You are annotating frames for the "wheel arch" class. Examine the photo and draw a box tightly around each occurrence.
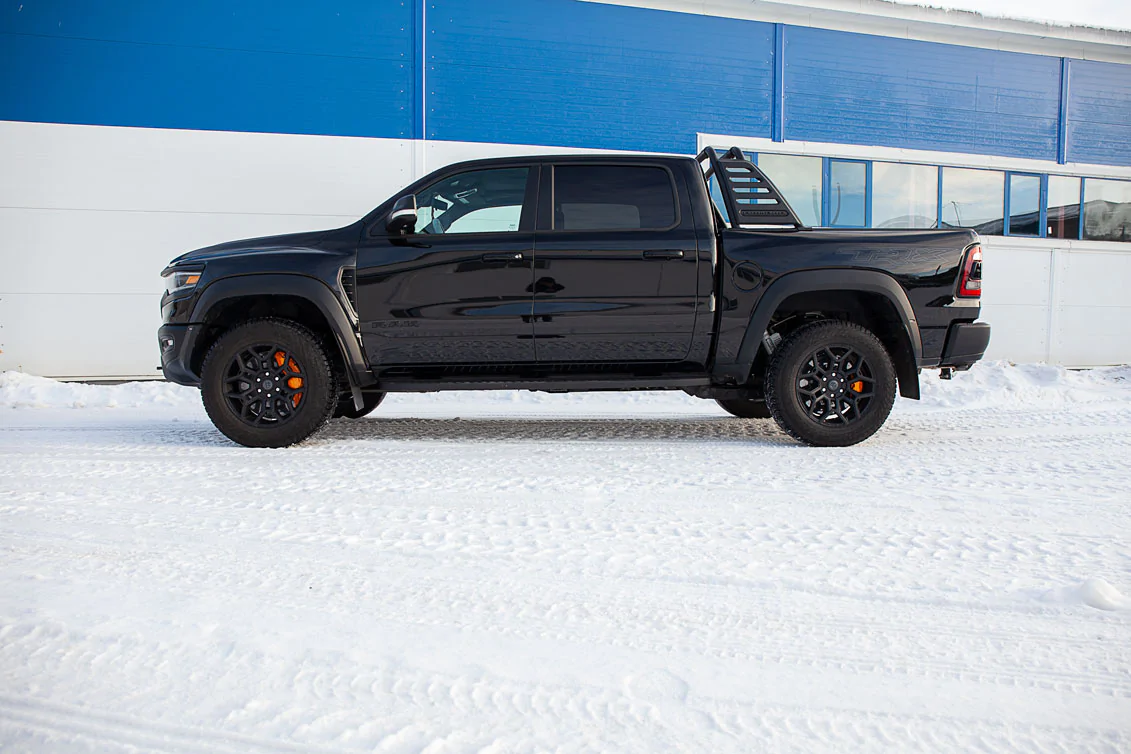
[188,274,374,388]
[727,269,921,400]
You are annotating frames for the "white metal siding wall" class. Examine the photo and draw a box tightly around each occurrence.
[0,121,412,378]
[979,237,1131,366]
[0,122,616,378]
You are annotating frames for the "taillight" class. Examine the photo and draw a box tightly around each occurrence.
[958,244,982,298]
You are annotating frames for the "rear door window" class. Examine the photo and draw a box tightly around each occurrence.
[552,165,676,230]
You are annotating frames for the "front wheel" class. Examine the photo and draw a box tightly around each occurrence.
[200,318,337,447]
[764,321,896,447]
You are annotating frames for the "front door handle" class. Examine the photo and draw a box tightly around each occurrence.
[482,252,524,262]
[642,250,685,260]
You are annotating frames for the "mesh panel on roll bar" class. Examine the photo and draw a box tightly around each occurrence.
[697,146,804,230]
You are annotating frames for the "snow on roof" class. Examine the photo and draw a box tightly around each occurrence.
[588,0,1131,63]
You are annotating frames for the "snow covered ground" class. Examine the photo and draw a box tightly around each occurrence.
[1,362,1129,752]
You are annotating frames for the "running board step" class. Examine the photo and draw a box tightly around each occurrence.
[378,376,711,393]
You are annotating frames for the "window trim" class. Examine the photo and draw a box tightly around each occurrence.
[538,161,682,234]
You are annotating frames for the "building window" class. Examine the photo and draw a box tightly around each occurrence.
[941,167,1004,235]
[827,160,867,227]
[871,162,938,229]
[735,150,1130,243]
[1046,176,1081,239]
[1006,174,1041,236]
[1082,178,1131,242]
[553,165,676,230]
[756,154,822,227]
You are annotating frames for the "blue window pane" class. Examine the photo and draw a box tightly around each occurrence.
[828,160,866,227]
[1007,174,1041,236]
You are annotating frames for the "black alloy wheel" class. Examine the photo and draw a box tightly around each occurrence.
[794,345,875,425]
[223,344,308,426]
[764,320,896,447]
[201,318,337,447]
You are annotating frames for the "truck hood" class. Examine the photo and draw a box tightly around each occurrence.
[168,229,334,265]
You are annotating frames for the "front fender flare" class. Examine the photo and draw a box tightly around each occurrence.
[720,269,922,400]
[190,274,374,387]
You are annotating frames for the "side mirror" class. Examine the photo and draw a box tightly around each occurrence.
[385,195,417,235]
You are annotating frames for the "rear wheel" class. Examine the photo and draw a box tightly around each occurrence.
[764,320,896,447]
[715,397,771,419]
[200,318,337,447]
[334,391,386,419]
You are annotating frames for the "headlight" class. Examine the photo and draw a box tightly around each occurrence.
[164,268,203,296]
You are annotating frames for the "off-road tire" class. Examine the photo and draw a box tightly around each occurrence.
[764,320,897,447]
[334,391,386,419]
[201,318,337,447]
[715,397,771,419]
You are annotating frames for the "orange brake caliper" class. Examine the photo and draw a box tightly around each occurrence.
[285,356,303,406]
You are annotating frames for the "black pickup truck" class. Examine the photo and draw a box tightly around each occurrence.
[158,147,989,448]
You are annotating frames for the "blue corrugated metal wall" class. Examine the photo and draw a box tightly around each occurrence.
[784,26,1063,161]
[1,0,1128,167]
[426,0,774,153]
[0,0,414,138]
[1066,60,1131,167]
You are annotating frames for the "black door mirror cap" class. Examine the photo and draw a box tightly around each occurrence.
[386,195,418,236]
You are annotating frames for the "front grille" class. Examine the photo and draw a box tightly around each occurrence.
[340,267,357,313]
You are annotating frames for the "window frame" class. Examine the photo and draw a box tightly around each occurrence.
[538,161,682,233]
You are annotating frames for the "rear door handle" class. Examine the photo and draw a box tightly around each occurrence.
[482,252,524,262]
[642,250,684,260]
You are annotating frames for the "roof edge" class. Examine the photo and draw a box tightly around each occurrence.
[583,0,1131,64]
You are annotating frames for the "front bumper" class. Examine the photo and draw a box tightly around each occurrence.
[940,321,991,369]
[158,324,203,386]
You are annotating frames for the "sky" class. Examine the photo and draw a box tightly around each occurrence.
[889,0,1131,30]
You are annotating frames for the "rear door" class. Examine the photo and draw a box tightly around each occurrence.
[356,165,537,366]
[531,162,699,363]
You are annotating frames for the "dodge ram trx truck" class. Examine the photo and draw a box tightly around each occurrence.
[158,147,990,448]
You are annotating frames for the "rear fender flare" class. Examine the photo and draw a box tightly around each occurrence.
[729,269,922,400]
[190,274,374,387]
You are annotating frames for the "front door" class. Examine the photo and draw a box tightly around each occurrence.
[356,165,537,366]
[532,163,699,362]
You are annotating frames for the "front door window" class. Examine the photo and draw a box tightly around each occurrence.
[414,167,529,234]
